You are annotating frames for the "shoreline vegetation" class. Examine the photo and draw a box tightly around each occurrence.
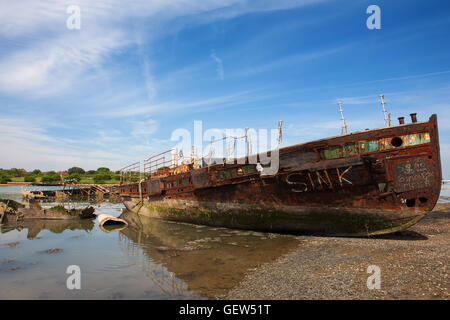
[0,167,120,185]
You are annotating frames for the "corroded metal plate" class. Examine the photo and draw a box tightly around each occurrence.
[393,158,434,192]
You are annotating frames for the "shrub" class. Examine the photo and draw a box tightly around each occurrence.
[94,173,110,184]
[24,174,36,182]
[41,173,61,183]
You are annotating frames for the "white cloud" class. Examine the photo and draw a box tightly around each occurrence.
[0,28,127,95]
[0,0,326,96]
[0,115,163,171]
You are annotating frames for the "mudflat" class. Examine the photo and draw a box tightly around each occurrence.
[223,204,450,300]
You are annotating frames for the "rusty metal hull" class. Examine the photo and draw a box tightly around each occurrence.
[118,114,442,236]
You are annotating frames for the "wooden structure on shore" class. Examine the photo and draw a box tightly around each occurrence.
[21,184,118,201]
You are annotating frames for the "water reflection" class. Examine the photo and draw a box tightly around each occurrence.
[118,210,301,298]
[1,219,94,239]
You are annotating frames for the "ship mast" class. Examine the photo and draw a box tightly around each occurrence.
[379,94,389,127]
[277,120,283,146]
[337,101,348,135]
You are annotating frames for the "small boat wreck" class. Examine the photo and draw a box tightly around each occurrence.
[0,199,96,224]
[97,214,128,233]
[21,184,114,201]
[115,101,442,236]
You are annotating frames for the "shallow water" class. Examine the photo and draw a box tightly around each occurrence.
[0,186,301,299]
[439,184,450,202]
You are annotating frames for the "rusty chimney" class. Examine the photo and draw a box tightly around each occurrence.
[410,113,417,123]
[398,117,405,125]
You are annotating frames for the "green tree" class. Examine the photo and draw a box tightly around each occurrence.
[9,168,25,177]
[68,167,85,175]
[0,174,11,184]
[97,167,110,173]
[66,173,81,183]
[87,170,97,175]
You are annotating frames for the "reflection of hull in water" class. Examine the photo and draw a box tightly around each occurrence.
[1,219,94,239]
[118,210,300,298]
[120,115,442,236]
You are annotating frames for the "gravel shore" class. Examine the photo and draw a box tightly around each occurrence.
[222,204,449,300]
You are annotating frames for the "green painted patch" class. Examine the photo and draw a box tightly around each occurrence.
[368,140,379,152]
[323,146,343,159]
[343,143,358,156]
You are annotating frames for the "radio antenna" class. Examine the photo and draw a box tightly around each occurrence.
[337,101,348,135]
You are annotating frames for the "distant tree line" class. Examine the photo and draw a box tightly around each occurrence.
[0,167,120,184]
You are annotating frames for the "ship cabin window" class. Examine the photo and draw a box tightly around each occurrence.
[237,168,244,175]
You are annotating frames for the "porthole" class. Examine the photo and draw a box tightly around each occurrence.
[391,137,403,147]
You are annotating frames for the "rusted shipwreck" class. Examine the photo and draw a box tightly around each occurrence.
[117,113,441,236]
[0,199,96,224]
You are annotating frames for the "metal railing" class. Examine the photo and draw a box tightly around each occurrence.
[120,162,140,185]
[143,149,175,178]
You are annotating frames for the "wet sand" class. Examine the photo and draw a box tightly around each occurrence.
[222,204,450,300]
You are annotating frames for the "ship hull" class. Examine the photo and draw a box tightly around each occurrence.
[119,114,442,236]
[123,198,426,236]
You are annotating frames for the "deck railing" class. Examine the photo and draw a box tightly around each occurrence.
[143,149,175,178]
[119,162,140,185]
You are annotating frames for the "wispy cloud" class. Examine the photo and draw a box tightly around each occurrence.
[0,0,326,97]
[0,28,127,96]
[230,45,349,77]
[210,49,224,80]
[98,89,268,118]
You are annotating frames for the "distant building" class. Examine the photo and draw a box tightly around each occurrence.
[58,171,69,178]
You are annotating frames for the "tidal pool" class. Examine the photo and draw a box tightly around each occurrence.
[0,186,301,299]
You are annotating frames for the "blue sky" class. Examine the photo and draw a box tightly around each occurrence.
[0,0,449,178]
